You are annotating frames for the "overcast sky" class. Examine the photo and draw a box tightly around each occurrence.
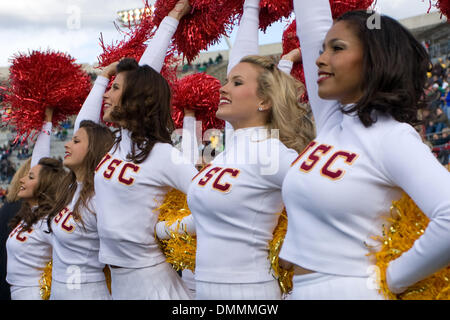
[0,0,442,67]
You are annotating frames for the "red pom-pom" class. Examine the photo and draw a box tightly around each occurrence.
[434,0,450,19]
[2,50,91,142]
[330,0,376,19]
[171,73,224,134]
[259,0,293,32]
[232,1,292,33]
[98,1,155,67]
[153,0,239,62]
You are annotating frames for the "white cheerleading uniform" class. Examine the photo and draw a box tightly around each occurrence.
[6,122,53,300]
[76,16,197,299]
[6,219,52,300]
[280,0,450,299]
[186,0,300,300]
[49,184,111,300]
[187,128,298,300]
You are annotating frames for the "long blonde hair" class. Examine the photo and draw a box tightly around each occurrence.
[240,55,315,153]
[6,158,31,203]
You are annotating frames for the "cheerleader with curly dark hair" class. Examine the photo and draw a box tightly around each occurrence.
[279,0,450,299]
[74,0,197,299]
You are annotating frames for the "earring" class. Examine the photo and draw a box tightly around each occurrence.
[258,107,263,111]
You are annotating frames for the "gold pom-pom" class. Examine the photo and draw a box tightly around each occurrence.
[372,193,450,300]
[156,189,196,272]
[39,260,52,300]
[268,208,293,295]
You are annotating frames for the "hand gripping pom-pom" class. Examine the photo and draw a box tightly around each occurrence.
[171,73,224,135]
[2,50,91,143]
[153,0,240,62]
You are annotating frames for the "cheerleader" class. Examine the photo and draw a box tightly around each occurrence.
[0,158,30,300]
[185,0,314,300]
[44,113,115,299]
[75,0,196,299]
[6,107,65,300]
[279,0,450,299]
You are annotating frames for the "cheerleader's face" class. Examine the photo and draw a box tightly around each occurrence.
[17,165,41,200]
[103,72,125,123]
[217,62,266,128]
[316,21,364,104]
[63,128,89,171]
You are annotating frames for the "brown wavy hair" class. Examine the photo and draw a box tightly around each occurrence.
[9,157,65,232]
[240,55,315,153]
[46,120,115,232]
[336,11,431,127]
[110,58,174,164]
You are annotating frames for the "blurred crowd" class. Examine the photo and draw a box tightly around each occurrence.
[422,57,450,166]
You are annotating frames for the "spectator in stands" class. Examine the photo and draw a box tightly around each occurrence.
[433,107,449,133]
[215,53,223,64]
[432,128,450,166]
[423,108,436,135]
[428,83,443,111]
[432,58,445,78]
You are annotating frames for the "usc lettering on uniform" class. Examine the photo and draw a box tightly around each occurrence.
[9,224,33,243]
[292,141,359,181]
[96,153,141,186]
[54,207,76,233]
[196,166,240,193]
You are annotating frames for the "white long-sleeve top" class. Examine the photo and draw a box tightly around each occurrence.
[31,122,52,168]
[74,16,198,268]
[95,132,198,268]
[50,183,106,284]
[187,127,298,283]
[6,122,53,287]
[6,219,52,287]
[280,0,450,293]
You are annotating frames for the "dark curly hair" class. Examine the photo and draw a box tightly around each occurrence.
[336,11,431,127]
[10,157,65,232]
[110,58,174,164]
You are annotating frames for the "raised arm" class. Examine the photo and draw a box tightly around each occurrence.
[74,68,113,131]
[227,0,261,74]
[293,0,341,134]
[180,109,200,166]
[31,107,53,167]
[225,0,261,147]
[139,0,191,72]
